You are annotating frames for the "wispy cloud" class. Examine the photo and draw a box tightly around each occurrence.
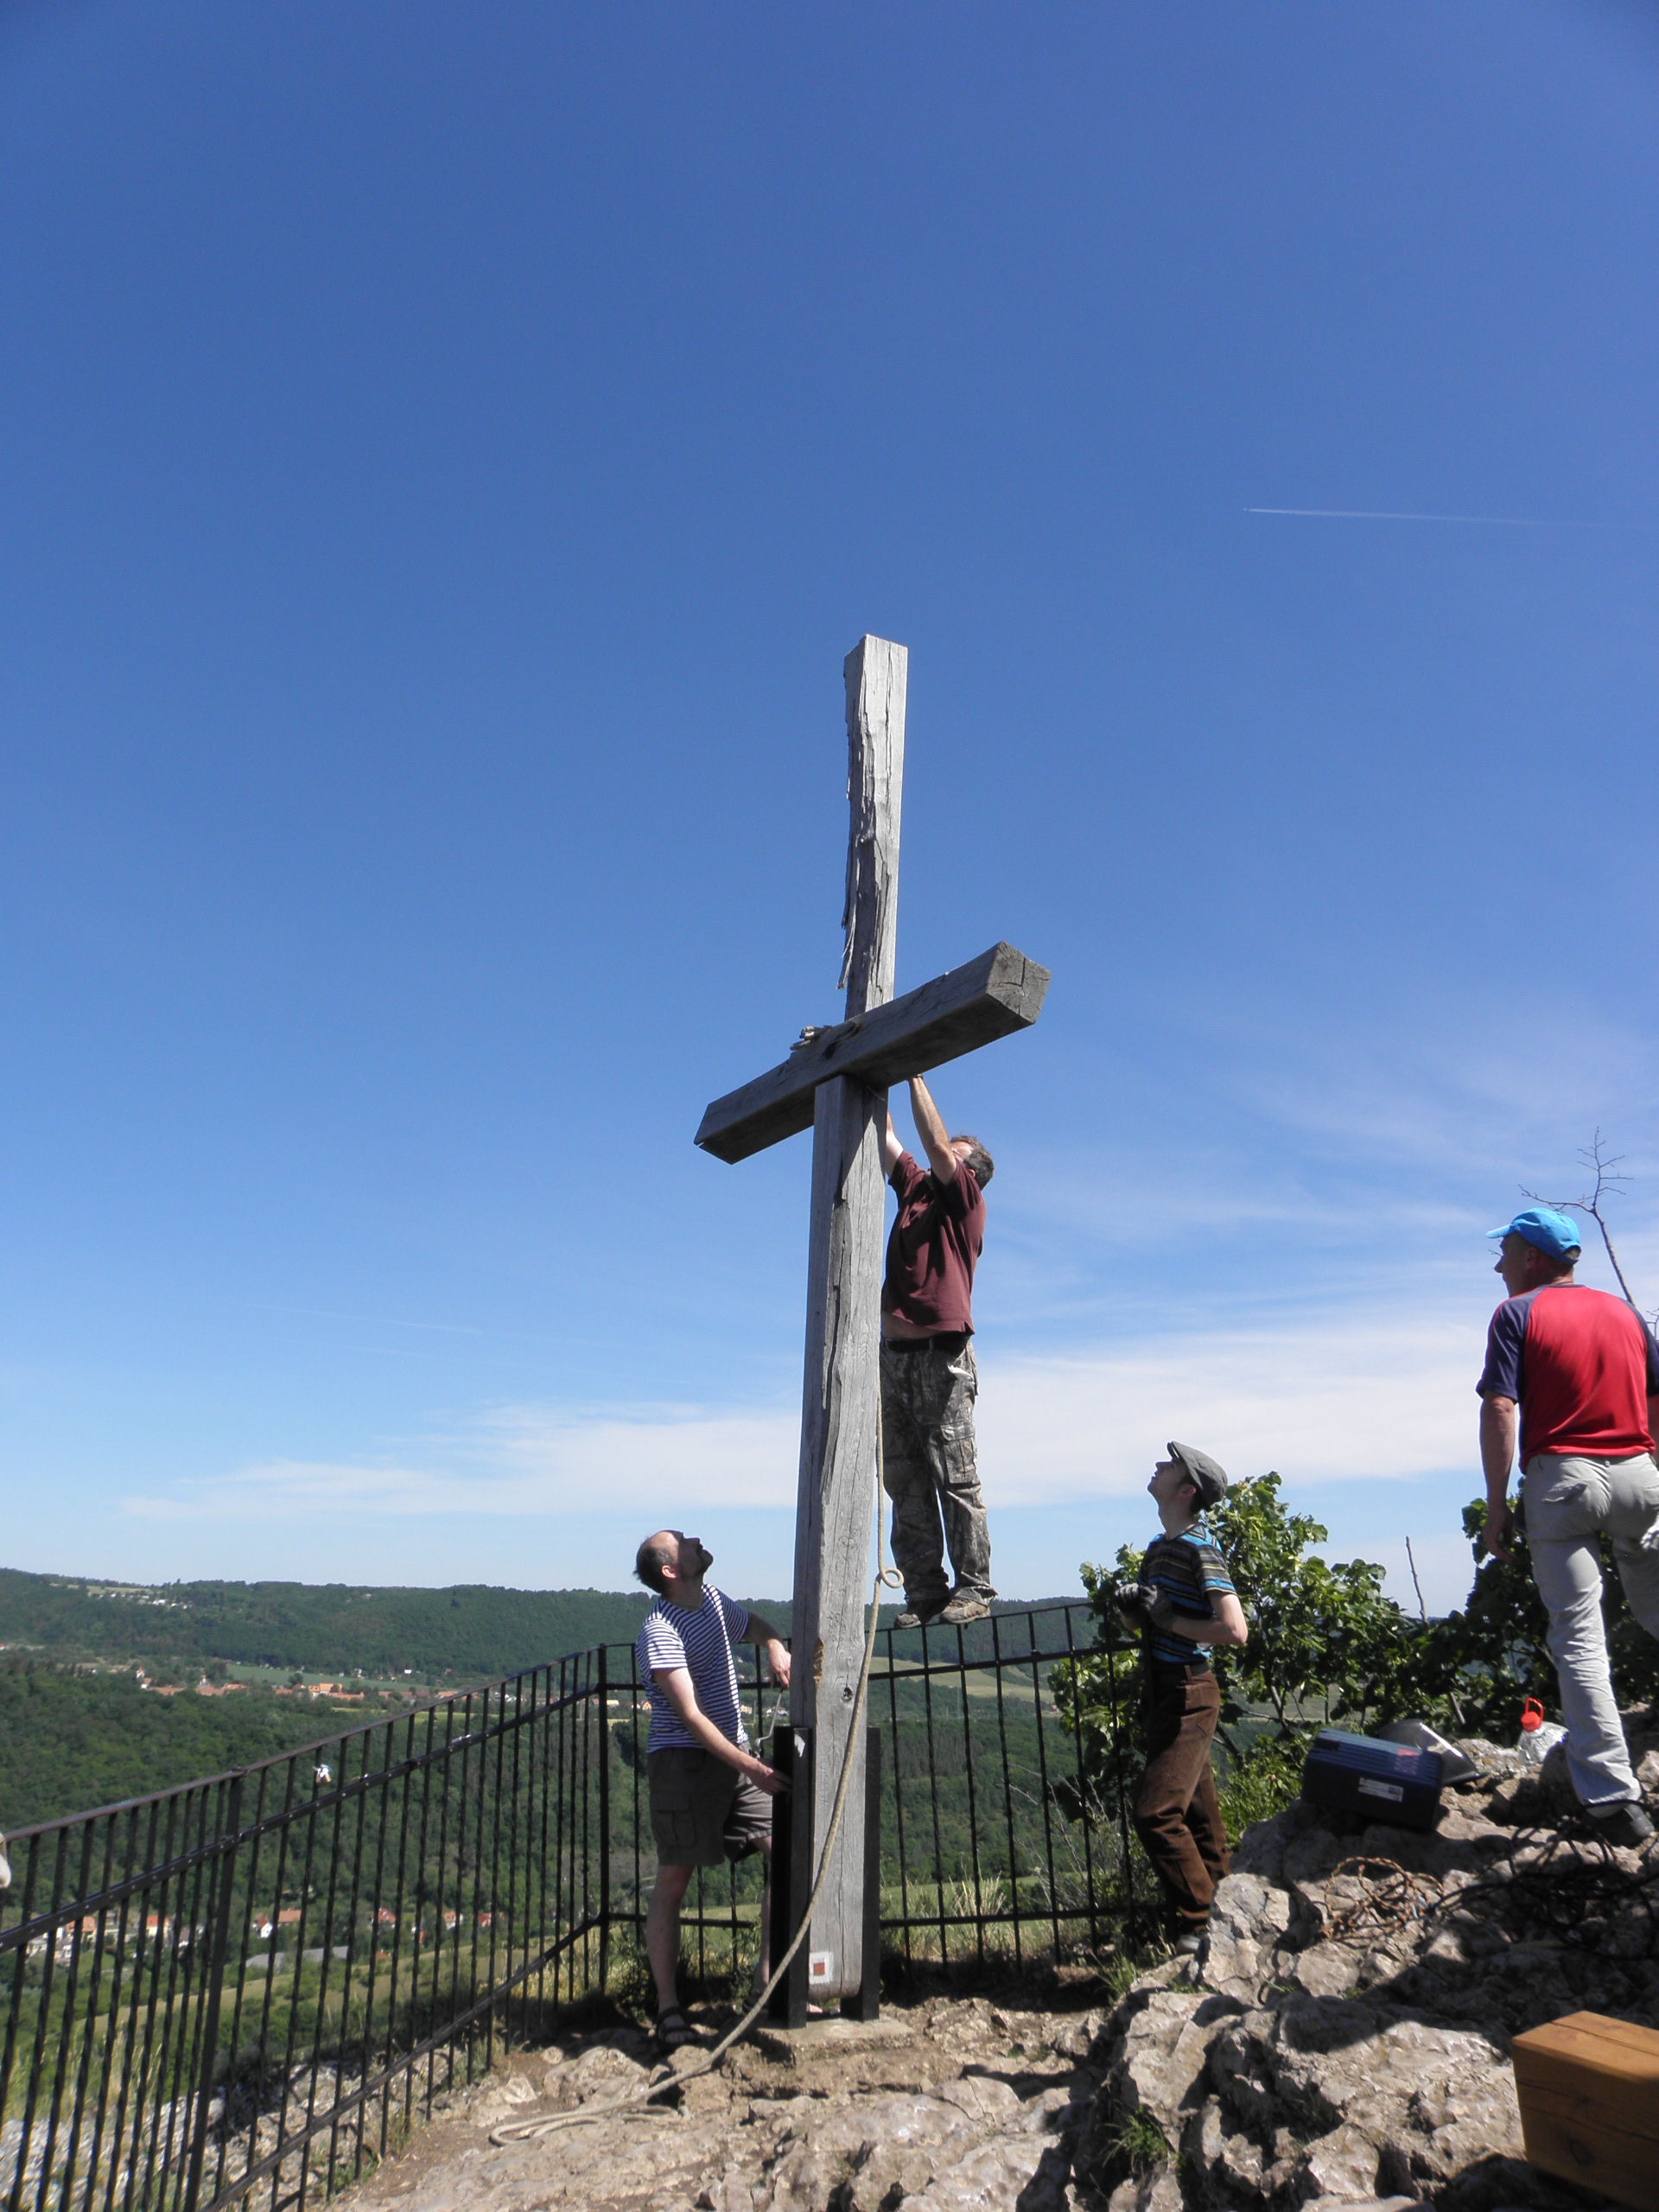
[979,1309,1483,1503]
[124,1303,1487,1527]
[1244,506,1610,528]
[123,1404,802,1522]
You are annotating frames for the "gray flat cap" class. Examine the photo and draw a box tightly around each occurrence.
[1168,1441,1228,1508]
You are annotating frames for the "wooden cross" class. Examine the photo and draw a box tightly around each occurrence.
[695,636,1049,2015]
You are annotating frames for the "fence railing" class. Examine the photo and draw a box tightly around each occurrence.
[0,1602,1140,2212]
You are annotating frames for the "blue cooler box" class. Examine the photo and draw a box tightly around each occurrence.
[1300,1729,1444,1831]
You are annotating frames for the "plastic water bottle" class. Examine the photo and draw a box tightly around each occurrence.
[1517,1697,1567,1766]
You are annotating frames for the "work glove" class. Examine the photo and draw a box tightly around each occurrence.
[1114,1581,1168,1633]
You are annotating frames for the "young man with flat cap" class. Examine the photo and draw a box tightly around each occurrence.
[1117,1442,1249,1950]
[1478,1206,1659,1846]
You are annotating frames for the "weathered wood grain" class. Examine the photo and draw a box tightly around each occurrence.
[788,1071,887,2003]
[840,638,906,1014]
[695,942,1051,1165]
[784,637,909,2005]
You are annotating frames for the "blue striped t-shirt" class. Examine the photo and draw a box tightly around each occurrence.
[1141,1528,1235,1669]
[637,1588,752,1751]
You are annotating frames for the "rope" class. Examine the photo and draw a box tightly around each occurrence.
[491,1407,903,2143]
[1320,1856,1445,1946]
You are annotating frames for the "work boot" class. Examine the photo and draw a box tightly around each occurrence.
[938,1593,991,1626]
[1588,1801,1655,1848]
[893,1598,946,1632]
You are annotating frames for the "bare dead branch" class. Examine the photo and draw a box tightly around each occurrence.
[1520,1128,1644,1314]
[1405,1537,1428,1625]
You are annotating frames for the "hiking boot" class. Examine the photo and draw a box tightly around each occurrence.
[893,1599,946,1632]
[1173,1929,1205,1957]
[1588,1801,1655,1847]
[938,1593,992,1626]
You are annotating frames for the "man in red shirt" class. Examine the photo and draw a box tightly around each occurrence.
[1478,1205,1659,1845]
[880,1074,995,1630]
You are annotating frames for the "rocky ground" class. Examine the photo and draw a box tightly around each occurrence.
[335,1986,1106,2212]
[1088,1726,1659,2212]
[334,1727,1659,2212]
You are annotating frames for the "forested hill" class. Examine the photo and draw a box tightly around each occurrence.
[0,1571,785,1681]
[0,1573,1087,1826]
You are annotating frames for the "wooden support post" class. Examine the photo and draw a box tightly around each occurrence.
[785,639,905,2008]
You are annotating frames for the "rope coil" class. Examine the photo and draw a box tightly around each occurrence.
[1310,1818,1659,1961]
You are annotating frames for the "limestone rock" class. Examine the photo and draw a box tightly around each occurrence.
[760,2092,982,2211]
[1105,1988,1242,2136]
[1084,1714,1659,2212]
[1201,1871,1292,1996]
[1105,2171,1183,2212]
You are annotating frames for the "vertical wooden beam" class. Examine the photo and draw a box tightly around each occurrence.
[789,637,906,2005]
[840,636,906,1014]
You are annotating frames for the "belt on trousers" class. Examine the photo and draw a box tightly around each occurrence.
[882,1329,971,1356]
[1146,1657,1213,1681]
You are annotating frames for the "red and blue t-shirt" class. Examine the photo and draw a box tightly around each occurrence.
[1477,1283,1659,1462]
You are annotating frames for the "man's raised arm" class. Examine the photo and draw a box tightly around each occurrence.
[882,1103,905,1177]
[907,1075,958,1184]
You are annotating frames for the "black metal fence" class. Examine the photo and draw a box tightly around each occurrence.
[0,1602,1139,2212]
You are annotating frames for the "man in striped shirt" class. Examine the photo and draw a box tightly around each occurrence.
[1118,1443,1248,1951]
[634,1530,791,2049]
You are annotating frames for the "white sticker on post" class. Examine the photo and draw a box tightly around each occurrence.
[808,1951,834,1986]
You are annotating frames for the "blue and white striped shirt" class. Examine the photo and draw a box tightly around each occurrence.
[637,1587,752,1751]
[1142,1527,1235,1669]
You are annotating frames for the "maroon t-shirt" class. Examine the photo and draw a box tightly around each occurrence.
[881,1152,985,1335]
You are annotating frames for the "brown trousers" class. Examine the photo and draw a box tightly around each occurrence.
[1132,1668,1230,1928]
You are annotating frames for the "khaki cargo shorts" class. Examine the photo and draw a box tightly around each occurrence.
[647,1746,773,1869]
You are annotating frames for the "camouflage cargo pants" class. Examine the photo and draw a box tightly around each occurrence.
[879,1335,995,1609]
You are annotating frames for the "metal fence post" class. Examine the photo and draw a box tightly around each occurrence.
[183,1770,243,2212]
[596,1648,611,1995]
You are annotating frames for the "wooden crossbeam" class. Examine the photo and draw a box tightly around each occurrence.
[695,941,1051,1166]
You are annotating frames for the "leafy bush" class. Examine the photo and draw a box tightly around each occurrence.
[1216,1732,1304,1838]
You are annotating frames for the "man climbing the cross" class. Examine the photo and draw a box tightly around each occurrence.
[880,1073,997,1630]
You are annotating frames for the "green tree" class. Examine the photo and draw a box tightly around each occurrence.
[1203,1474,1413,1740]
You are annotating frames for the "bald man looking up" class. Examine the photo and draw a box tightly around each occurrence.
[633,1529,790,2050]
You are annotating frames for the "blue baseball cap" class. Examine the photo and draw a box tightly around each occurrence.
[1486,1206,1583,1260]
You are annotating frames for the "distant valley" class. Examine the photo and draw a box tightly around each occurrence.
[0,1568,785,1827]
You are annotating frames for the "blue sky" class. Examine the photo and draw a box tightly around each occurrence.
[3,3,1656,1614]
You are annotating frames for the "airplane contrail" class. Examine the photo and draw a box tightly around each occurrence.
[1244,505,1599,527]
